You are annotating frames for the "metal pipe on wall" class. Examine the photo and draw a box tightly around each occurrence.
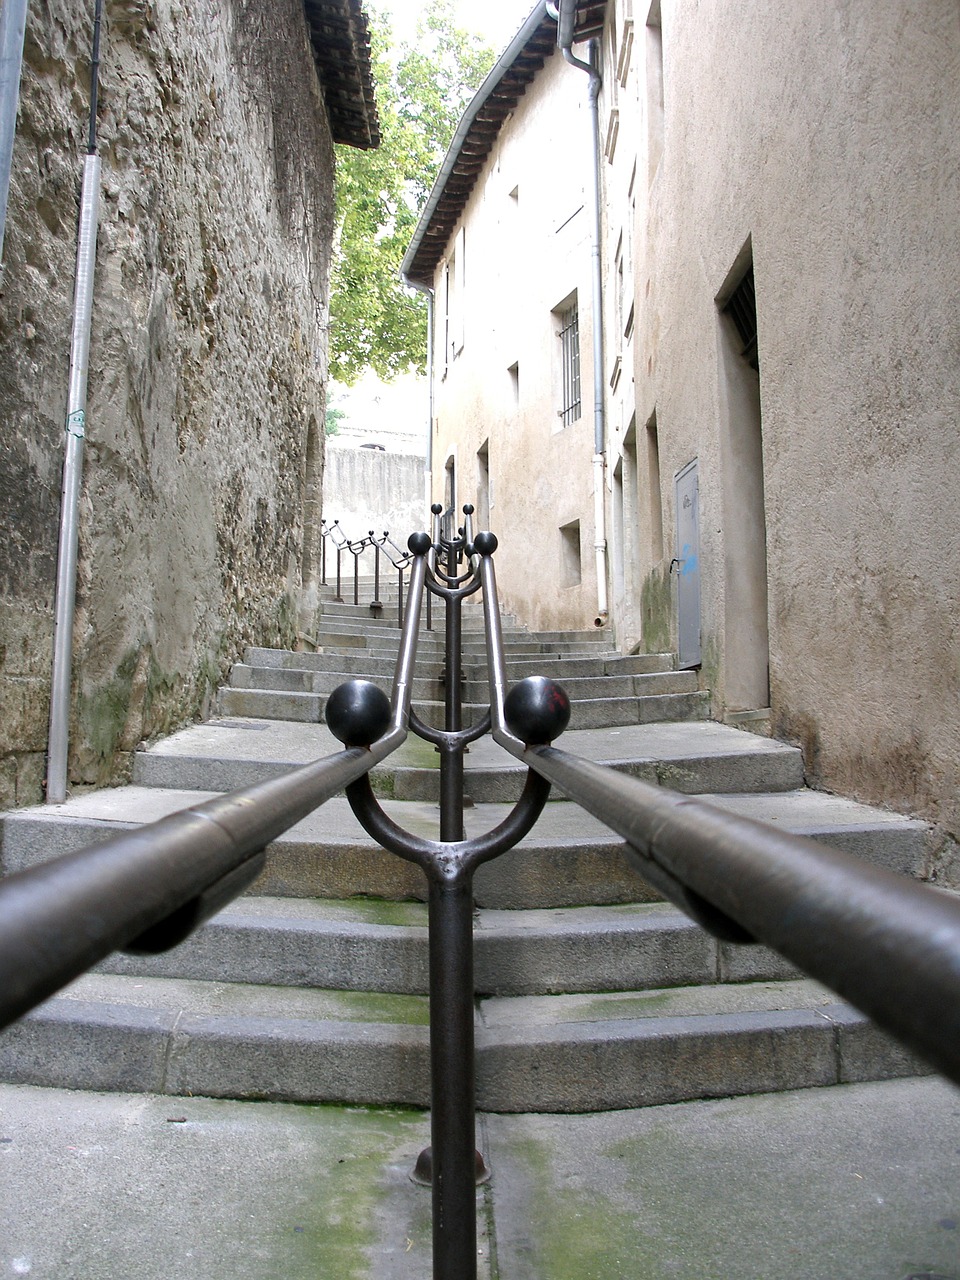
[554,3,608,623]
[0,0,28,262]
[46,0,103,804]
[401,273,435,524]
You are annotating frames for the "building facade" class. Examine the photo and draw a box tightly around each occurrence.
[0,0,377,805]
[403,0,960,840]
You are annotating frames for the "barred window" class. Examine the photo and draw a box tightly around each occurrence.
[722,263,758,372]
[558,300,582,427]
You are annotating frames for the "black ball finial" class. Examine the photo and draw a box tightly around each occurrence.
[431,503,443,515]
[463,503,475,515]
[473,531,498,556]
[408,531,432,555]
[504,677,571,745]
[325,680,392,747]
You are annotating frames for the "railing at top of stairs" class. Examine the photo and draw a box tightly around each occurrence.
[2,504,960,1278]
[320,518,435,629]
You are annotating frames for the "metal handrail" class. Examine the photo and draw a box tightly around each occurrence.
[0,552,429,1032]
[478,547,960,1086]
[321,520,417,625]
[3,515,960,1279]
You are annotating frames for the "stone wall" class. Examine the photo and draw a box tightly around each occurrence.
[620,0,960,840]
[322,444,426,555]
[0,0,336,805]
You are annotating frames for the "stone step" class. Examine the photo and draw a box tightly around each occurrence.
[229,663,696,704]
[216,684,711,732]
[314,631,618,660]
[45,899,787,998]
[243,646,676,680]
[0,971,925,1111]
[129,718,807,798]
[88,898,809,997]
[475,979,928,1112]
[2,788,932,909]
[318,601,530,631]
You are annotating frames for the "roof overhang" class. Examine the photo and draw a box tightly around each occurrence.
[303,0,380,149]
[401,1,606,288]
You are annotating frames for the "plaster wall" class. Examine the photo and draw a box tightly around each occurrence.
[0,0,336,804]
[624,0,960,833]
[431,50,603,635]
[322,445,426,574]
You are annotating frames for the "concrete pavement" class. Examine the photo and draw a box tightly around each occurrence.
[1,1076,958,1279]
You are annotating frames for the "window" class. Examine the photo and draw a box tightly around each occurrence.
[477,440,491,529]
[721,264,759,371]
[442,227,465,373]
[560,520,582,587]
[646,1,664,183]
[556,297,582,427]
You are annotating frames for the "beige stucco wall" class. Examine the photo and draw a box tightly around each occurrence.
[322,445,427,580]
[0,0,336,804]
[431,50,604,635]
[617,0,960,833]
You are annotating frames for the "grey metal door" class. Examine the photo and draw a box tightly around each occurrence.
[674,459,701,668]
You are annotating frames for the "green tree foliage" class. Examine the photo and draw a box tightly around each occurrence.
[330,1,495,385]
[325,405,345,436]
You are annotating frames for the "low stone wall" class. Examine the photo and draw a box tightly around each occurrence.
[322,446,427,564]
[0,0,336,804]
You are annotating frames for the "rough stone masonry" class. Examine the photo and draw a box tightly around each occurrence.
[0,0,346,805]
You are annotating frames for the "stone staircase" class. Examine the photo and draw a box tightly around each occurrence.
[0,583,934,1109]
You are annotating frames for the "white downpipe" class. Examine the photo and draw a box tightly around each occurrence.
[424,288,434,521]
[558,18,608,625]
[46,152,101,803]
[401,273,435,526]
[593,450,607,622]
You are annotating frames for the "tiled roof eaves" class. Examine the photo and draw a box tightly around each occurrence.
[401,1,606,288]
[303,0,380,149]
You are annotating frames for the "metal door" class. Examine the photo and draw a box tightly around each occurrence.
[674,459,701,668]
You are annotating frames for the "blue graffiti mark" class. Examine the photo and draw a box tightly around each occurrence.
[677,544,698,577]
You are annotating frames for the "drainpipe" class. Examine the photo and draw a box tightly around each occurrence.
[0,0,28,263]
[550,1,608,626]
[46,0,103,804]
[402,274,435,524]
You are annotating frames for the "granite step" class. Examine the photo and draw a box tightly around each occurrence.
[79,898,802,998]
[0,971,926,1111]
[1,788,932,909]
[216,684,711,731]
[128,718,807,799]
[229,663,695,703]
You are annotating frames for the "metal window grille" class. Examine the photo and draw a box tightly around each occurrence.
[723,264,759,371]
[559,302,581,426]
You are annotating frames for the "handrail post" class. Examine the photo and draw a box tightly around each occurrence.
[427,870,479,1275]
[439,562,464,841]
[373,533,382,611]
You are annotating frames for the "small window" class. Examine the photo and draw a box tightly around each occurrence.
[444,227,465,368]
[556,298,582,427]
[560,520,582,588]
[722,264,759,371]
[507,361,519,407]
